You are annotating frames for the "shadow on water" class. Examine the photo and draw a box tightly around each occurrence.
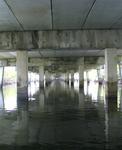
[0,81,122,149]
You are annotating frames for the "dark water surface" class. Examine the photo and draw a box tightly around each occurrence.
[0,81,122,150]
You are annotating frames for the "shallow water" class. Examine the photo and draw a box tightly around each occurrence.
[0,80,122,150]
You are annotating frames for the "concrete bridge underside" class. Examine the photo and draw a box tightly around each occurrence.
[0,29,121,99]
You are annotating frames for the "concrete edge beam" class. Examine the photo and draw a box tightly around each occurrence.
[0,30,122,50]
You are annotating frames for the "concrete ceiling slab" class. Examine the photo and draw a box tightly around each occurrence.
[52,0,95,29]
[112,17,122,28]
[84,0,122,29]
[0,0,21,31]
[0,0,122,30]
[6,0,52,30]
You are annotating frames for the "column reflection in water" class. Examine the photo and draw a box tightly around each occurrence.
[105,88,117,113]
[84,80,104,103]
[117,85,122,111]
[39,80,80,145]
[39,89,45,112]
[3,84,17,111]
[28,80,39,101]
[97,85,104,102]
[104,87,121,149]
[0,85,17,146]
[15,100,29,146]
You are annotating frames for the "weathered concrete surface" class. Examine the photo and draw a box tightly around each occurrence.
[105,49,117,99]
[65,72,69,84]
[16,51,28,91]
[71,71,74,87]
[105,48,117,83]
[39,65,44,88]
[0,60,8,66]
[105,82,117,100]
[78,58,84,89]
[16,51,28,88]
[0,30,122,50]
[45,70,51,86]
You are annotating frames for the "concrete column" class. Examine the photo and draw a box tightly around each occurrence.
[105,48,117,99]
[118,63,122,81]
[0,60,7,88]
[0,67,4,88]
[45,70,50,86]
[119,89,122,111]
[71,70,74,87]
[86,70,90,85]
[66,72,69,85]
[39,65,44,88]
[62,73,66,81]
[79,58,84,89]
[16,51,28,100]
[97,68,103,85]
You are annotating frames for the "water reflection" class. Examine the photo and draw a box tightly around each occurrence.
[0,81,122,149]
[3,85,17,111]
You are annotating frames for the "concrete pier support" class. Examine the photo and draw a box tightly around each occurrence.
[79,58,84,89]
[16,51,28,101]
[118,63,122,82]
[97,68,103,85]
[86,70,90,85]
[105,48,117,99]
[0,67,4,88]
[45,70,50,86]
[71,71,74,87]
[39,66,44,88]
[66,72,69,85]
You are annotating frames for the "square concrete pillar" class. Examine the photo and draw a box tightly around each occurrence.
[45,70,51,86]
[118,63,122,81]
[16,51,28,101]
[105,48,117,99]
[0,67,4,88]
[97,68,103,85]
[39,65,44,88]
[78,57,84,89]
[71,70,74,87]
[66,72,69,85]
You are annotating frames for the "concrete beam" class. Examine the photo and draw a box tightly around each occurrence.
[0,30,122,50]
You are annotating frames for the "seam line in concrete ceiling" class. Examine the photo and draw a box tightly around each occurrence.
[82,0,97,28]
[50,0,53,30]
[4,0,24,30]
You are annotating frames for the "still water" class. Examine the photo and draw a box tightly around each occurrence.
[0,80,122,150]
